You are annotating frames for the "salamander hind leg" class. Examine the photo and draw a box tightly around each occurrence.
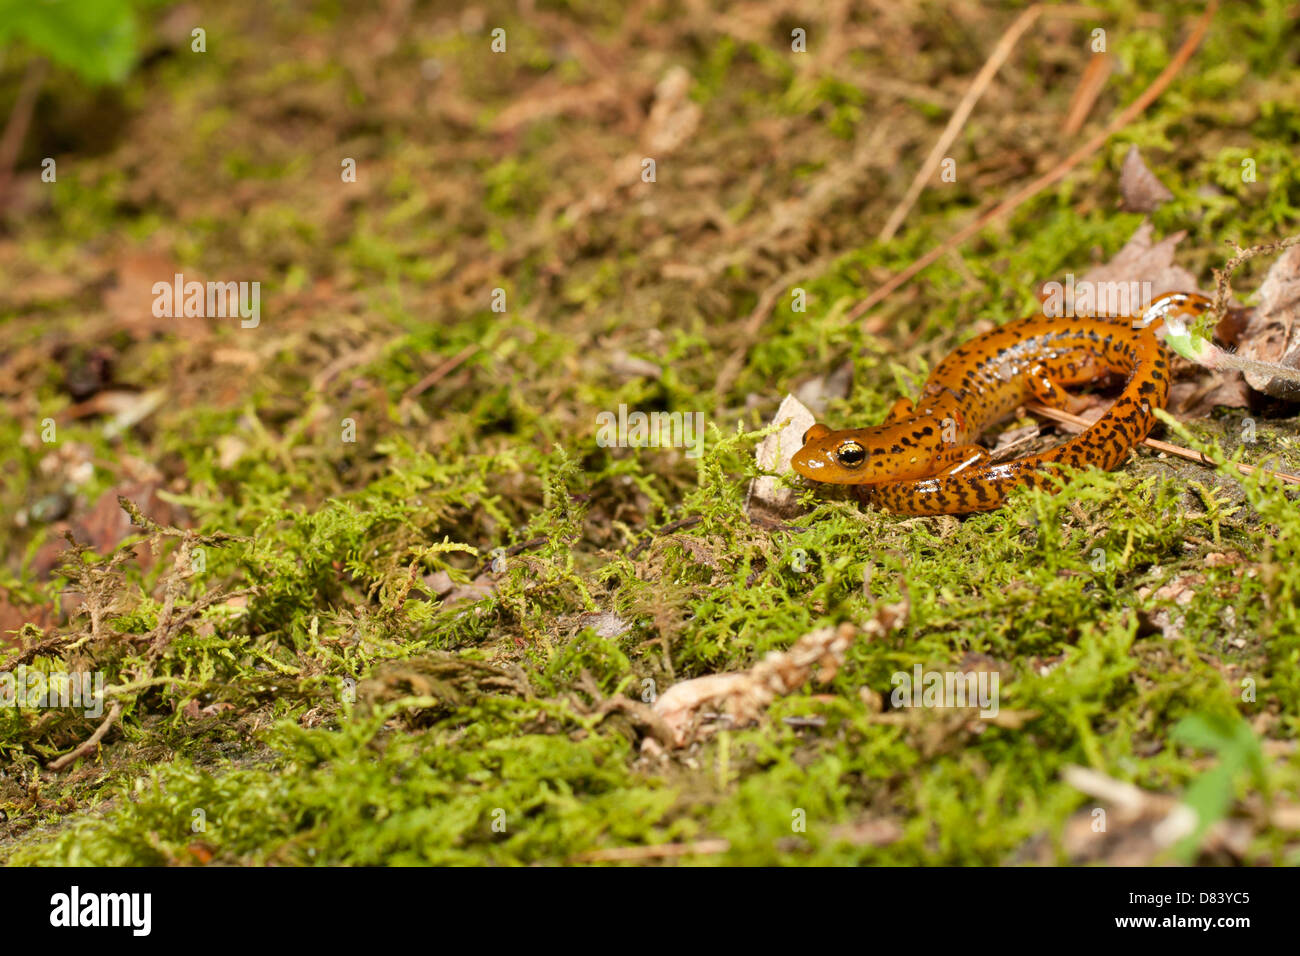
[1026,361,1093,414]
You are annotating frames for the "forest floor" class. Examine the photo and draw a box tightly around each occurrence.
[2,0,1299,864]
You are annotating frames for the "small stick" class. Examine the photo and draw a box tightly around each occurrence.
[1024,401,1300,485]
[0,58,47,207]
[401,343,479,404]
[627,516,703,559]
[571,839,730,863]
[1062,52,1112,136]
[48,701,123,771]
[1211,234,1300,319]
[878,5,1045,242]
[849,0,1218,324]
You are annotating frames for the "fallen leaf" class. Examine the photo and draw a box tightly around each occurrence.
[1072,222,1245,415]
[30,483,188,580]
[1079,221,1204,300]
[1236,243,1300,399]
[1118,145,1174,213]
[1166,374,1251,418]
[102,251,212,341]
[422,570,496,608]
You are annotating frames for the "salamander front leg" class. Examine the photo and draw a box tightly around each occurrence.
[931,443,989,476]
[883,396,917,424]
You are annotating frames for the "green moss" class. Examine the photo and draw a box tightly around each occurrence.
[3,0,1299,866]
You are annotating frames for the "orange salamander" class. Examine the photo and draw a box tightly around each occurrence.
[791,291,1213,516]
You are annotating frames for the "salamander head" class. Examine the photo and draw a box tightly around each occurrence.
[791,422,942,485]
[1137,291,1214,331]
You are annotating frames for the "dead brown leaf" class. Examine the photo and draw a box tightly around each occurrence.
[1236,243,1300,399]
[1079,221,1203,298]
[1118,145,1174,213]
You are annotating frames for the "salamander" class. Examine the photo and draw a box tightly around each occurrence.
[790,291,1212,515]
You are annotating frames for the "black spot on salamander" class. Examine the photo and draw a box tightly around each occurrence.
[890,444,903,454]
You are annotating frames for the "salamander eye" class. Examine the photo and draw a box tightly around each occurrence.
[835,441,866,468]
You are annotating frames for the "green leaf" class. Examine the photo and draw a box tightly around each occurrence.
[0,0,139,85]
[1170,714,1264,860]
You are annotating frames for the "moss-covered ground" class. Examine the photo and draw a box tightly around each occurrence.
[1,0,1299,865]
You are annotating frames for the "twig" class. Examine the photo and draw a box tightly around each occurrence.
[1211,234,1300,320]
[48,701,123,771]
[1024,401,1300,485]
[1062,52,1112,136]
[713,251,843,401]
[878,5,1045,242]
[849,0,1218,324]
[401,343,480,405]
[0,58,47,207]
[571,839,730,863]
[311,340,385,393]
[626,516,702,559]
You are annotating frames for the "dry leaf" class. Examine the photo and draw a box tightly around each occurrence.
[1079,221,1203,298]
[1237,243,1300,399]
[1118,145,1174,213]
[1166,375,1251,419]
[103,251,212,341]
[423,570,496,608]
[1074,222,1246,415]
